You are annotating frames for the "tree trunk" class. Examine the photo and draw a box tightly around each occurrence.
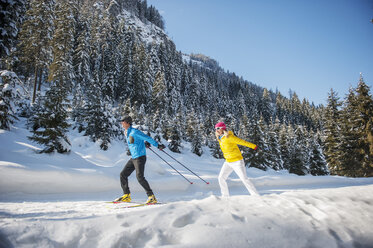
[37,68,43,91]
[32,66,39,103]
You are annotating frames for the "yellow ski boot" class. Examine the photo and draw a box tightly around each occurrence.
[114,193,131,202]
[146,195,157,204]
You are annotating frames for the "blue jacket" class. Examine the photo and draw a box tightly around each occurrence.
[126,126,159,159]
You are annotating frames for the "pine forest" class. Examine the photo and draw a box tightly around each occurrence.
[1,0,372,177]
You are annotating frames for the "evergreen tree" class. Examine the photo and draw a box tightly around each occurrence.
[309,132,328,176]
[17,0,55,103]
[151,109,163,142]
[238,114,259,166]
[291,92,303,125]
[116,23,133,102]
[0,71,20,129]
[191,122,203,157]
[168,118,182,153]
[81,88,117,151]
[0,0,26,61]
[324,88,342,175]
[279,123,291,170]
[48,0,77,90]
[275,92,285,123]
[210,136,224,159]
[354,74,373,176]
[151,69,167,112]
[260,88,274,124]
[209,113,224,159]
[27,0,75,154]
[28,83,71,153]
[247,115,268,170]
[267,118,284,170]
[338,88,361,177]
[288,125,308,175]
[186,111,203,156]
[132,42,151,107]
[72,16,93,125]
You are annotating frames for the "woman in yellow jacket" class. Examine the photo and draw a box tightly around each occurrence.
[215,122,259,197]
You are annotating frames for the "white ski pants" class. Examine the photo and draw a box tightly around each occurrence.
[218,159,259,197]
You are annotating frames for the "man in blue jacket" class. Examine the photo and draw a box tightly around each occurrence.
[115,116,165,204]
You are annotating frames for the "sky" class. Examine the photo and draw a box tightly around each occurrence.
[147,0,373,105]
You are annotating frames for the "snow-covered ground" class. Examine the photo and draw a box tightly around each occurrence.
[1,120,373,248]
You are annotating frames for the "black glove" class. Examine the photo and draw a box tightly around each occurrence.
[158,144,166,150]
[145,141,151,148]
[126,149,131,156]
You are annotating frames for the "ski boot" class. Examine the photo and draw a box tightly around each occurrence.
[146,195,157,204]
[114,193,131,202]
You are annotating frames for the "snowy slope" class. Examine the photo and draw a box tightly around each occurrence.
[1,120,373,248]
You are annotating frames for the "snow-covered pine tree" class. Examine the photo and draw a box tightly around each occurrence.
[309,131,328,176]
[48,0,76,90]
[151,69,167,113]
[0,71,20,129]
[72,15,93,126]
[260,88,274,125]
[186,110,203,156]
[324,88,342,175]
[279,123,291,170]
[102,13,121,101]
[28,0,77,154]
[191,122,203,157]
[151,109,163,142]
[168,117,182,153]
[353,75,373,176]
[28,82,71,153]
[209,112,224,159]
[81,84,118,151]
[290,92,303,125]
[267,118,284,170]
[338,87,361,177]
[288,125,308,175]
[247,115,268,170]
[0,0,26,61]
[275,92,286,123]
[98,99,120,150]
[132,42,151,107]
[17,0,55,103]
[238,114,251,165]
[116,25,134,103]
[184,72,200,113]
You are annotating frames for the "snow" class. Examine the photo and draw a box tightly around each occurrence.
[1,119,373,248]
[119,8,169,46]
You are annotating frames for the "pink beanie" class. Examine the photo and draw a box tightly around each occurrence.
[215,122,226,130]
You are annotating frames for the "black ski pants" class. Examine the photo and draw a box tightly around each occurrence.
[120,156,153,197]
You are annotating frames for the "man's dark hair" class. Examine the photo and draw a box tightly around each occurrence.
[121,116,132,125]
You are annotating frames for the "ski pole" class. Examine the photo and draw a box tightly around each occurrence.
[161,150,210,185]
[148,147,193,184]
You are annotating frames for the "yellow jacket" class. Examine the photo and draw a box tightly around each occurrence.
[218,131,257,162]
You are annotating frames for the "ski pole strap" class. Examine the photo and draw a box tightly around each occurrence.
[148,147,193,184]
[161,150,210,185]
